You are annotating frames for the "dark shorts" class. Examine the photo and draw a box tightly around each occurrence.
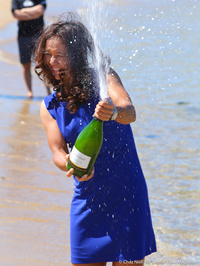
[18,36,37,64]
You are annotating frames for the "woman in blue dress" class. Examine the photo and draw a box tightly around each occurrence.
[34,13,156,265]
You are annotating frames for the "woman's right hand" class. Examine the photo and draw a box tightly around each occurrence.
[65,154,95,181]
[66,154,74,177]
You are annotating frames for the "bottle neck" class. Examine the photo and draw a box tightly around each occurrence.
[93,115,103,122]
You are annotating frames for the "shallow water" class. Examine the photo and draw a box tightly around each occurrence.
[0,0,199,265]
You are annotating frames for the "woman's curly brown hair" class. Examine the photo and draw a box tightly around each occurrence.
[34,12,110,113]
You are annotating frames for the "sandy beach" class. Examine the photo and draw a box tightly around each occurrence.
[0,2,74,265]
[0,2,15,29]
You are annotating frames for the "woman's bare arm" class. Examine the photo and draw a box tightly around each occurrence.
[40,100,69,172]
[94,68,136,125]
[40,100,94,181]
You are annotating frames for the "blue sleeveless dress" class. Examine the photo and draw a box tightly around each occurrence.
[44,86,156,263]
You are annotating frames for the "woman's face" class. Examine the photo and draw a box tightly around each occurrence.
[44,37,67,80]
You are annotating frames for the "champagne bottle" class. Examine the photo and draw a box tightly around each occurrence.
[67,116,103,177]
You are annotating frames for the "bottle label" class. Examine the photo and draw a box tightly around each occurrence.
[70,146,91,170]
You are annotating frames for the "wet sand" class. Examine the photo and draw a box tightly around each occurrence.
[0,3,74,266]
[0,96,76,265]
[0,2,15,29]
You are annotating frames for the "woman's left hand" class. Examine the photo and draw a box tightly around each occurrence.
[93,97,114,121]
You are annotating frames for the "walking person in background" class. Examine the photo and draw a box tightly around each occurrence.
[11,0,51,98]
[34,13,157,265]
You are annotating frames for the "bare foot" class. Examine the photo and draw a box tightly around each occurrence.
[27,91,33,98]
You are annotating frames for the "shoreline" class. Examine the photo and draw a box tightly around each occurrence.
[0,2,15,30]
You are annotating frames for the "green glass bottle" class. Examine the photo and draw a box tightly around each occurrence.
[67,116,103,177]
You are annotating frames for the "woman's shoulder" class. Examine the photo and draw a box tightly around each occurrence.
[44,91,61,109]
[43,91,67,120]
